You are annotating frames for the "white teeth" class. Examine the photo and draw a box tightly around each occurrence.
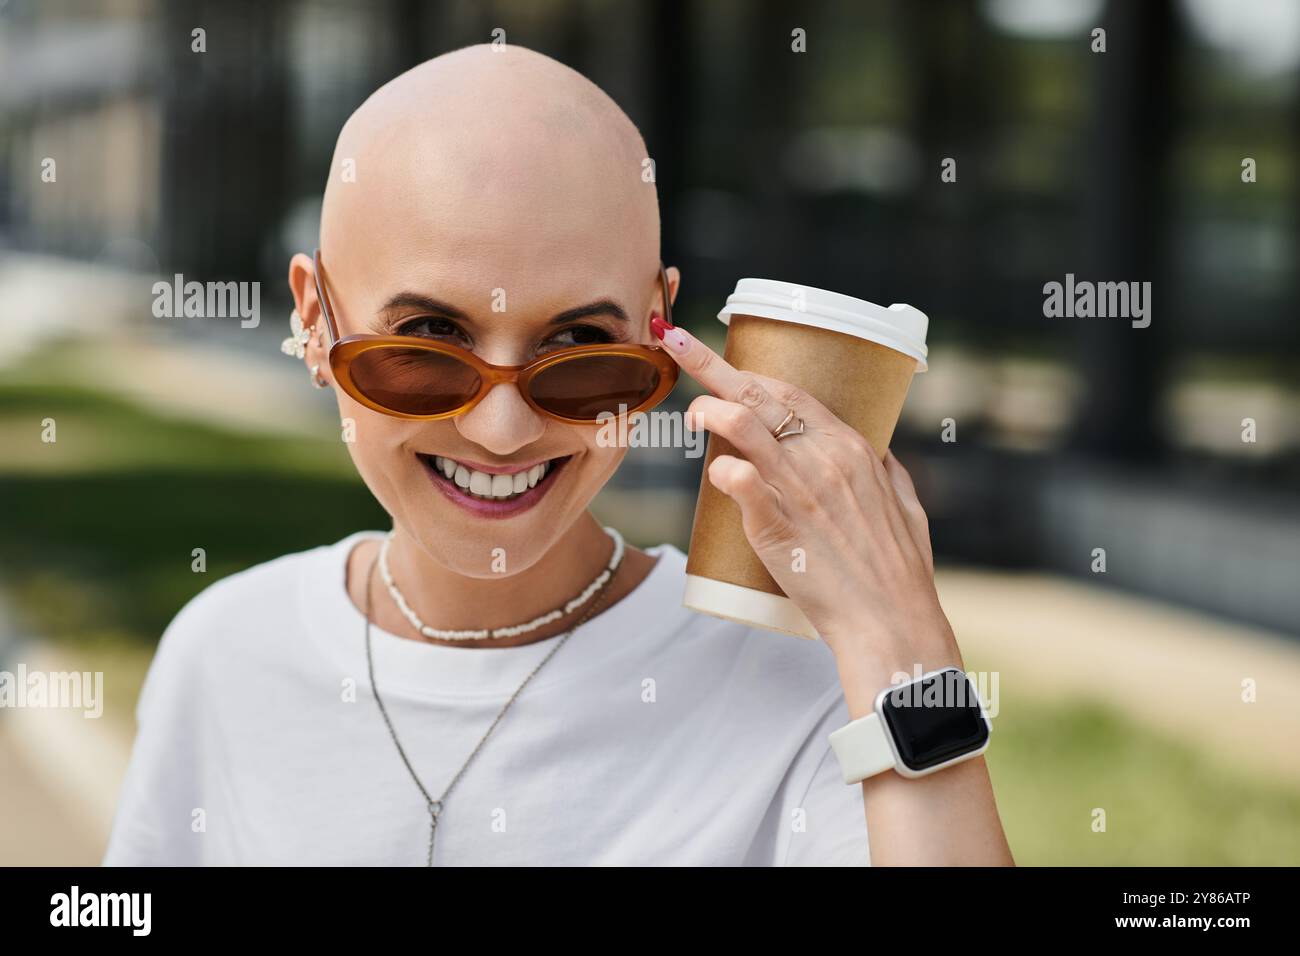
[429,455,558,500]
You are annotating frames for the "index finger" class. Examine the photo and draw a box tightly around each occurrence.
[654,324,792,435]
[656,323,838,431]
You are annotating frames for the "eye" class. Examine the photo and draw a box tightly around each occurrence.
[542,323,619,350]
[395,316,469,343]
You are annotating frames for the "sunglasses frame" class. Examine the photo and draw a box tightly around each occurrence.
[310,248,679,423]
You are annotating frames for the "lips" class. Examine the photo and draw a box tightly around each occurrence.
[416,453,571,518]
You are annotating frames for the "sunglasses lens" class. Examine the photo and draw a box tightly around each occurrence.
[529,353,664,420]
[349,346,481,416]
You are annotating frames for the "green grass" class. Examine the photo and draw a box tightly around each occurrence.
[0,382,386,646]
[0,382,353,475]
[988,698,1300,865]
[0,470,387,641]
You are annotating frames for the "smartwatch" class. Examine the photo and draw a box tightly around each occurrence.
[828,667,992,783]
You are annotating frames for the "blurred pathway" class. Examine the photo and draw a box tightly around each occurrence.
[940,567,1300,783]
[0,717,102,865]
[0,640,132,865]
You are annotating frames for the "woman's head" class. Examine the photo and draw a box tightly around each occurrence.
[288,44,678,577]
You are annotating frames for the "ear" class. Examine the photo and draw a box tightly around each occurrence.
[665,265,681,309]
[287,252,332,382]
[287,253,319,326]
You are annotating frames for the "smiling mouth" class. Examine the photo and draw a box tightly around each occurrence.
[416,452,572,512]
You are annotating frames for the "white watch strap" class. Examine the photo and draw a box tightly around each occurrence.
[828,712,896,784]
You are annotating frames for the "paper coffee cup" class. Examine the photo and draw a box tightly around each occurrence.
[683,279,928,639]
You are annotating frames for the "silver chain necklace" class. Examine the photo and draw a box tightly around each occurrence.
[362,530,622,866]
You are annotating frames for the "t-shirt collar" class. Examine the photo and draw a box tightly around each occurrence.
[300,530,688,699]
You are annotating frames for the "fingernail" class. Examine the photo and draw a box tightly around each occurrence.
[650,315,669,341]
[659,324,689,355]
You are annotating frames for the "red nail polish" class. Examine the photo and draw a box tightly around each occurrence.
[650,316,670,341]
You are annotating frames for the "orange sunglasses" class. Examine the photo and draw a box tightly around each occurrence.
[310,248,679,423]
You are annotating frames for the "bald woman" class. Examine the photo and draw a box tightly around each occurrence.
[104,45,1011,867]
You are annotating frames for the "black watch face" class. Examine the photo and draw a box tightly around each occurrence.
[878,669,989,772]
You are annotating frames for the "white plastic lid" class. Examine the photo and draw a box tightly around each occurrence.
[717,278,928,372]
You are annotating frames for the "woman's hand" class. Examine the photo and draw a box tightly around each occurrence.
[656,323,963,703]
[655,321,1014,866]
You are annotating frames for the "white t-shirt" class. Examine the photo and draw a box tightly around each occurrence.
[102,531,870,866]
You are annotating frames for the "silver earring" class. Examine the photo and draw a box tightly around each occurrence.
[310,364,328,389]
[281,309,310,359]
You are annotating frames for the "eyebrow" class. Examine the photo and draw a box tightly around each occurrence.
[550,300,629,325]
[373,292,629,332]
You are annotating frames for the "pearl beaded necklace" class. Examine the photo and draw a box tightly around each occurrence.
[377,526,625,641]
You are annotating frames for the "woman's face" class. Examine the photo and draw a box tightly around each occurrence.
[294,230,674,578]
